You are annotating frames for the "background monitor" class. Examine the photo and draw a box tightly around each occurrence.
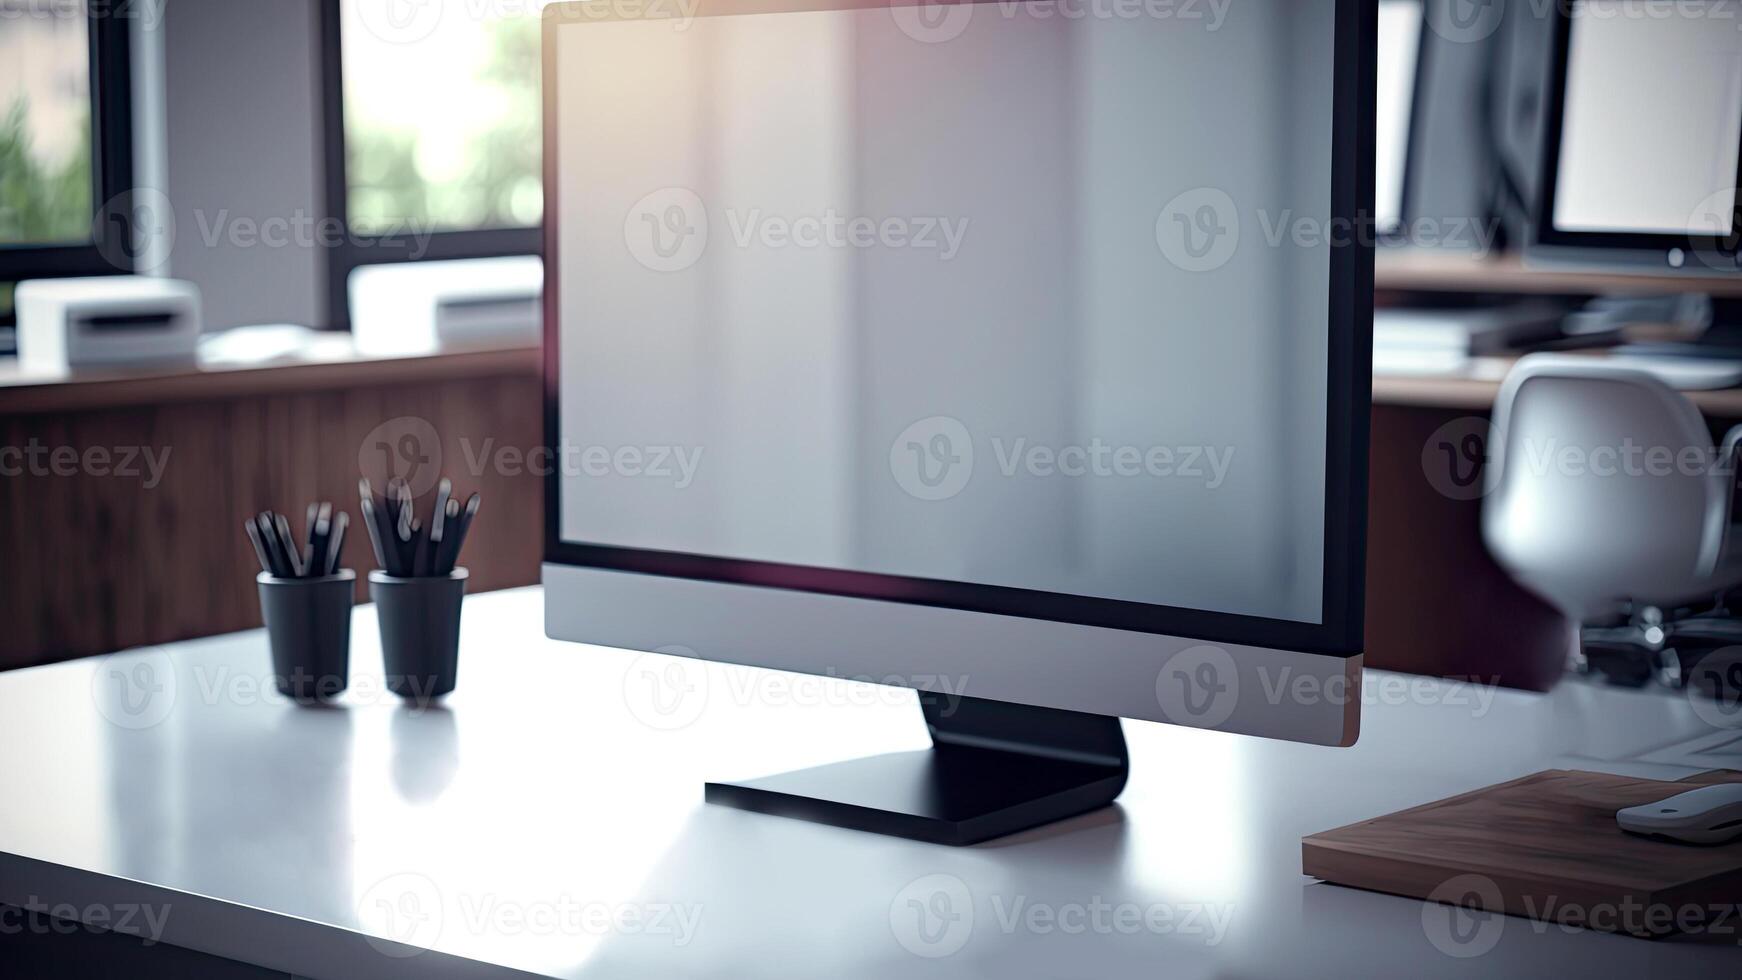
[1377,0,1425,237]
[1534,0,1742,273]
[542,0,1369,803]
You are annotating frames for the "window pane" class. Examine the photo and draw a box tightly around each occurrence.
[0,1,92,246]
[341,0,543,236]
[2,282,15,353]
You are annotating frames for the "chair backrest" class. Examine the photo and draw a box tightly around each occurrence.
[1482,357,1736,622]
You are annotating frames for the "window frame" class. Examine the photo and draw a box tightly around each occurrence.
[317,0,542,332]
[0,3,137,329]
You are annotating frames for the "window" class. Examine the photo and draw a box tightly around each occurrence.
[1,7,91,247]
[321,0,543,330]
[0,0,135,335]
[0,282,14,348]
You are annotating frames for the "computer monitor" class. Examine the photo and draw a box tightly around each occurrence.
[1377,0,1425,237]
[542,0,1372,845]
[1534,0,1742,275]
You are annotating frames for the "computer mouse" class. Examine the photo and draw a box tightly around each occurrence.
[1616,784,1742,845]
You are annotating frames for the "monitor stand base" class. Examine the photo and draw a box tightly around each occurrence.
[705,692,1128,846]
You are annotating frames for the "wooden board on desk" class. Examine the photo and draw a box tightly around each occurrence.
[1303,769,1742,938]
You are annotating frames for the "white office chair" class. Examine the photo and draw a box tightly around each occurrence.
[1483,357,1742,679]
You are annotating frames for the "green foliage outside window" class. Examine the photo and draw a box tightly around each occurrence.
[346,17,542,235]
[0,98,92,247]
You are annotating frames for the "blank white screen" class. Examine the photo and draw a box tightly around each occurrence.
[554,3,1337,624]
[1555,0,1742,236]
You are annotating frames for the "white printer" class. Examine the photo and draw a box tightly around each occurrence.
[15,276,203,373]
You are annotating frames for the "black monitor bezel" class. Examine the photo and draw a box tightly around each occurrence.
[1533,0,1742,257]
[542,0,1374,658]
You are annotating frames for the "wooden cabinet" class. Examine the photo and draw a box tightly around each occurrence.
[0,345,543,669]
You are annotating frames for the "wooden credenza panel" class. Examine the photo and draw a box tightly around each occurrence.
[1363,398,1742,691]
[0,372,543,669]
[1364,402,1574,691]
[12,354,1699,685]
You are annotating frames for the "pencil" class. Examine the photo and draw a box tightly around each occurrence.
[274,513,304,578]
[257,512,288,577]
[325,511,349,576]
[444,493,480,575]
[359,493,392,574]
[434,497,461,574]
[244,518,274,575]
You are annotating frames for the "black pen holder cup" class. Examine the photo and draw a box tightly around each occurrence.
[257,571,355,703]
[370,568,467,705]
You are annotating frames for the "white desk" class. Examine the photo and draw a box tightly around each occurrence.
[0,587,1737,978]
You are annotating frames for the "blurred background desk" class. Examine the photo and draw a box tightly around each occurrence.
[7,254,1742,686]
[0,335,543,669]
[1368,252,1742,691]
